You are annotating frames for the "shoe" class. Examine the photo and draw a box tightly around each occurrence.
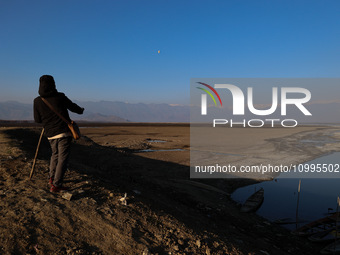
[49,178,53,185]
[50,185,69,193]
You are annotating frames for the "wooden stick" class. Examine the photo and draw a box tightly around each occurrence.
[336,197,339,243]
[29,128,44,180]
[296,179,301,229]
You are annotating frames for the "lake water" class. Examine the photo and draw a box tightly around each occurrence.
[232,152,340,229]
[138,148,185,152]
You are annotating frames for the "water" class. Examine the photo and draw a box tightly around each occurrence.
[232,152,340,228]
[146,139,167,143]
[140,139,185,152]
[190,149,245,157]
[138,148,185,152]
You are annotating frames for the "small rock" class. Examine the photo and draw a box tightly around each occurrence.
[119,193,127,206]
[62,192,73,201]
[173,245,179,251]
[103,207,113,214]
[178,239,184,245]
[196,240,201,248]
[206,247,211,255]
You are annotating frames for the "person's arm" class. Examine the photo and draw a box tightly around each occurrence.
[33,99,42,123]
[64,95,84,114]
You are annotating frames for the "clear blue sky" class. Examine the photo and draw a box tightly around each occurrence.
[0,0,339,104]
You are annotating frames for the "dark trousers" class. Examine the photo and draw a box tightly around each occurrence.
[49,137,72,187]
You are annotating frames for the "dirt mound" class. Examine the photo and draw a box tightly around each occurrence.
[0,127,321,254]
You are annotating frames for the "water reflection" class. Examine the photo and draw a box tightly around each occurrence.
[232,152,340,229]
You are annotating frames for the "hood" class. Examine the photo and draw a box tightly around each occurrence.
[38,75,58,97]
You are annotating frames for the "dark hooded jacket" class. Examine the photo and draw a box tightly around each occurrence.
[33,75,84,138]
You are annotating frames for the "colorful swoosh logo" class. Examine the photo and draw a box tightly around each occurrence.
[196,82,223,106]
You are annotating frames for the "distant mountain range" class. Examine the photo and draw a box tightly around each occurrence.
[0,100,190,123]
[1,100,339,124]
[191,101,340,124]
